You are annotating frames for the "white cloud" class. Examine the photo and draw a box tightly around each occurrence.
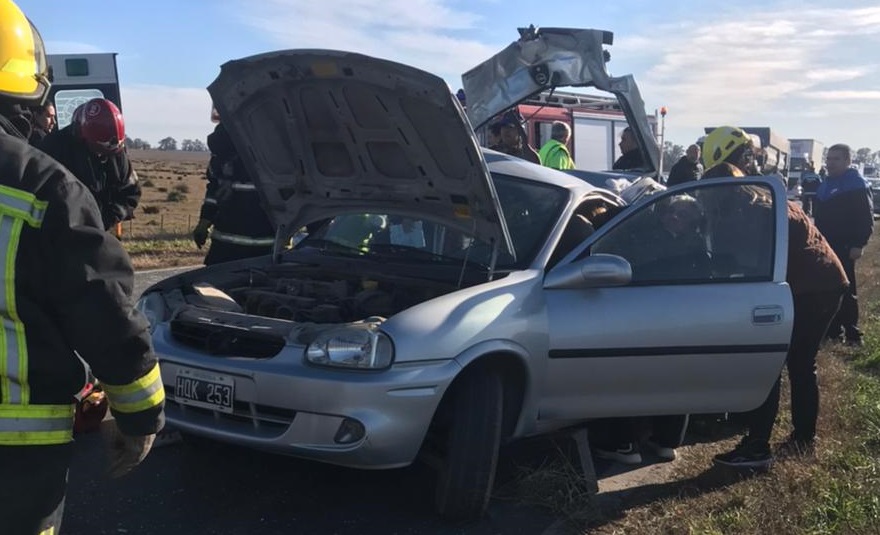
[628,5,880,147]
[115,1,880,151]
[803,68,872,82]
[802,90,880,100]
[238,0,493,81]
[120,85,214,145]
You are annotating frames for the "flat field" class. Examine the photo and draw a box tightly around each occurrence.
[124,149,211,269]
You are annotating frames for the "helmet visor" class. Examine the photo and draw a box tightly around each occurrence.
[29,19,51,105]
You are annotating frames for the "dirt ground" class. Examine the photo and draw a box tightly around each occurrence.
[127,149,210,238]
[124,150,210,268]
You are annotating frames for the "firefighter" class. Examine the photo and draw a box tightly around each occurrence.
[0,2,164,533]
[38,98,141,232]
[192,118,275,265]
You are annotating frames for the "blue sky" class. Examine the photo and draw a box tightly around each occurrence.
[20,0,880,151]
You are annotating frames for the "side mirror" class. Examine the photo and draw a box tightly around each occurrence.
[544,253,632,289]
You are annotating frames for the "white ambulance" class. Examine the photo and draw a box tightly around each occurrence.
[46,53,121,128]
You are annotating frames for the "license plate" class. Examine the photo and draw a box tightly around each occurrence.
[175,368,234,414]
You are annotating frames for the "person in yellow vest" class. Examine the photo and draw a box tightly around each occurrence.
[0,2,165,533]
[538,121,575,170]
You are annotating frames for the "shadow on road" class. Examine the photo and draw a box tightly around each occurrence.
[63,428,558,535]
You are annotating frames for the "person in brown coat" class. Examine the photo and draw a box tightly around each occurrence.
[700,127,848,469]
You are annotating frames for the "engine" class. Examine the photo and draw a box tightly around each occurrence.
[222,270,457,323]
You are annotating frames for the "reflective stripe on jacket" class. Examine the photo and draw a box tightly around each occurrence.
[102,363,164,414]
[0,186,64,445]
[0,130,164,445]
[210,229,275,247]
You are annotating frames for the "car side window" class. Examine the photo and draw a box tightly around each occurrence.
[591,182,775,285]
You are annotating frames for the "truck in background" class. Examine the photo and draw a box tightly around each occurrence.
[789,138,825,183]
[47,53,121,129]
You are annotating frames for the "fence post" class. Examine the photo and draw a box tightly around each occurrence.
[160,214,164,234]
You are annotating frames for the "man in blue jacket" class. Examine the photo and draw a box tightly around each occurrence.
[813,144,874,346]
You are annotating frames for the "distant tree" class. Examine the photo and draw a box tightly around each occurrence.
[191,139,207,152]
[158,137,177,151]
[855,147,872,163]
[180,139,194,151]
[662,141,685,172]
[125,136,153,150]
[872,151,880,164]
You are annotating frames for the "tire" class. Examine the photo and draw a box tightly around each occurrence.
[434,368,504,521]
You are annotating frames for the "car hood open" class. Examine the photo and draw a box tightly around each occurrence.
[462,26,660,174]
[208,49,513,256]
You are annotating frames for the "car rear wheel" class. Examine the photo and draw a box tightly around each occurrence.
[434,367,503,521]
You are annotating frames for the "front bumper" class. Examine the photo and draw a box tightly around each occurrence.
[154,324,461,469]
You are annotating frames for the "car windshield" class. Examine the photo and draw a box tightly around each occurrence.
[295,174,568,269]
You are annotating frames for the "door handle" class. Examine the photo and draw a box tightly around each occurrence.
[753,305,784,325]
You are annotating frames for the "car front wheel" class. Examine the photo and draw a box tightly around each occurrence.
[434,367,504,521]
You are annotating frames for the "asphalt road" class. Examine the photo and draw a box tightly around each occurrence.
[61,266,561,535]
[63,427,561,535]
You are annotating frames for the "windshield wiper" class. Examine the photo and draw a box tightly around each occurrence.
[298,238,369,258]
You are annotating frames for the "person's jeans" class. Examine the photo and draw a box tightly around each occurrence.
[747,288,844,447]
[828,251,859,341]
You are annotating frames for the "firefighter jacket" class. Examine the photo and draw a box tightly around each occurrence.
[199,123,274,263]
[38,125,141,231]
[0,117,164,445]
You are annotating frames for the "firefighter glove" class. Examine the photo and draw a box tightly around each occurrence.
[850,247,864,261]
[193,218,212,249]
[103,420,156,478]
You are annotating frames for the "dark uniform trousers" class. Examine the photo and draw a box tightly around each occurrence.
[0,443,72,534]
[828,249,859,341]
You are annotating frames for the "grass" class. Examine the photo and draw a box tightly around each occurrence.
[121,154,209,269]
[124,236,205,270]
[509,225,880,534]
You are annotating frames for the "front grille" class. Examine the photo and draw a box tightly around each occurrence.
[170,319,285,359]
[166,385,296,438]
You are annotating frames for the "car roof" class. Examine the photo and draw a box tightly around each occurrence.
[482,148,600,193]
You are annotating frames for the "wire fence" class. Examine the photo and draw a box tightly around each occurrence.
[119,214,196,241]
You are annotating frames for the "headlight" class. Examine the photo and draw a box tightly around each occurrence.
[305,324,394,370]
[135,292,167,333]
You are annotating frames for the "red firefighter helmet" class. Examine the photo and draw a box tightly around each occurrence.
[78,97,125,155]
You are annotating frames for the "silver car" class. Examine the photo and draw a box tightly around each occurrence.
[138,33,794,521]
